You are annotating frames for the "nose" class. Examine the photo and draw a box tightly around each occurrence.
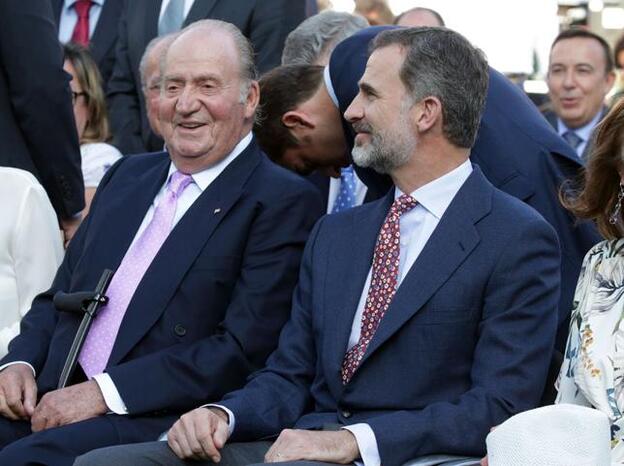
[175,86,200,115]
[344,92,364,123]
[562,69,576,89]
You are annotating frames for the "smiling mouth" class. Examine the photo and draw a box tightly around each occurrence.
[177,122,205,130]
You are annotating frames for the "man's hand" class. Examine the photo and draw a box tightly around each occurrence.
[0,364,37,420]
[264,429,360,464]
[60,214,82,247]
[31,380,107,432]
[168,407,230,462]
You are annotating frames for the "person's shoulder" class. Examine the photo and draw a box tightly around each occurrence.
[254,151,321,196]
[489,184,556,236]
[80,142,123,159]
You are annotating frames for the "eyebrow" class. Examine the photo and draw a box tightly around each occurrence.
[359,81,379,97]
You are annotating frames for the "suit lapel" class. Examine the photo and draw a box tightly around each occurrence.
[90,0,123,63]
[324,193,393,380]
[142,0,161,47]
[357,168,492,370]
[107,142,261,366]
[51,0,63,24]
[92,155,170,277]
[184,0,218,25]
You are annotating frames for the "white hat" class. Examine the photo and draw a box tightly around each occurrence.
[486,404,612,466]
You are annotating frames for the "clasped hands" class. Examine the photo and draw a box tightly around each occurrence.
[0,364,107,431]
[168,407,360,464]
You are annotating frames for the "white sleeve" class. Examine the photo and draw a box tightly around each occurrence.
[81,143,123,188]
[0,361,36,376]
[343,423,381,466]
[92,373,129,414]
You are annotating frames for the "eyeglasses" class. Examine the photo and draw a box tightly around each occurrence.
[71,91,86,105]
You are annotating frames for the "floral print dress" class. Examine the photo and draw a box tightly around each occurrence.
[557,239,624,462]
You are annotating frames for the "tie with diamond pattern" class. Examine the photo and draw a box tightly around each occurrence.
[341,193,418,384]
[332,166,357,214]
[71,0,93,46]
[562,130,583,152]
[79,171,193,378]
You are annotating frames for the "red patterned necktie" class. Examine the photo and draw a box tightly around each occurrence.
[71,0,93,46]
[341,193,418,384]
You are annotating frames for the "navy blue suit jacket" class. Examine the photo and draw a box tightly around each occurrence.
[0,1,84,219]
[328,26,601,352]
[221,167,560,464]
[1,140,323,428]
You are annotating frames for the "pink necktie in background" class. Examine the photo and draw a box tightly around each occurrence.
[79,171,193,378]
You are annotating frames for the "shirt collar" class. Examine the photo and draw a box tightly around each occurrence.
[168,132,253,191]
[323,66,339,109]
[65,0,105,8]
[395,159,473,219]
[557,109,603,142]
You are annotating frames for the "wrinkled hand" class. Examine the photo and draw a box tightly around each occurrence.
[168,407,230,462]
[31,380,107,432]
[0,364,37,420]
[60,215,82,247]
[264,429,359,464]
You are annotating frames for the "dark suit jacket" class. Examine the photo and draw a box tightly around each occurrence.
[50,0,124,89]
[328,26,602,353]
[1,139,323,436]
[0,1,84,219]
[108,0,307,155]
[221,167,561,464]
[542,107,606,161]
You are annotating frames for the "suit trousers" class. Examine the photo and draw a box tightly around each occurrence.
[74,439,352,466]
[0,413,176,466]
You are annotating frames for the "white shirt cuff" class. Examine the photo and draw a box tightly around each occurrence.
[92,373,128,414]
[202,403,235,437]
[0,361,36,377]
[343,423,380,466]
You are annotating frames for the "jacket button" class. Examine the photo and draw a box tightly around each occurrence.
[341,410,351,418]
[174,324,186,337]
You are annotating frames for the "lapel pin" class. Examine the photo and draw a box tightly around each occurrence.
[213,208,221,214]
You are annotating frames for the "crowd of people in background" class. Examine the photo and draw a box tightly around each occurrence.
[0,0,623,465]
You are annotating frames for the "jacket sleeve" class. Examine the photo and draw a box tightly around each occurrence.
[0,0,84,218]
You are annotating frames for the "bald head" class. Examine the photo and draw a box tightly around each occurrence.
[395,7,445,27]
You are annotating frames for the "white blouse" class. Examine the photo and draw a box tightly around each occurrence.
[0,168,64,357]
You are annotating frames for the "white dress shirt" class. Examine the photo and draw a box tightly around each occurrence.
[556,110,603,159]
[58,0,105,43]
[1,133,252,414]
[216,160,473,466]
[0,169,64,358]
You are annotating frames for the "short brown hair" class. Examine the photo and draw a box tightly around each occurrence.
[254,65,324,161]
[561,98,624,239]
[63,42,111,143]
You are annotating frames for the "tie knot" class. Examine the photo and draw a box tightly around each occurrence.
[168,171,193,197]
[562,130,583,150]
[74,0,93,17]
[390,193,418,217]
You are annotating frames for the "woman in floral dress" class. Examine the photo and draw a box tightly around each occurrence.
[557,98,624,462]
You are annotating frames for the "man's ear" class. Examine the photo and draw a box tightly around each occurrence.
[282,111,315,130]
[414,96,442,133]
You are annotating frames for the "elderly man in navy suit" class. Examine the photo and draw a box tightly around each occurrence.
[0,19,322,466]
[256,26,600,363]
[77,26,560,466]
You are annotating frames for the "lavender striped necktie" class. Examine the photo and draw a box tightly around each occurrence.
[79,171,193,378]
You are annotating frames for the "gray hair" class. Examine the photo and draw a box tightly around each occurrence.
[372,27,489,148]
[281,11,369,65]
[165,19,258,102]
[139,32,178,90]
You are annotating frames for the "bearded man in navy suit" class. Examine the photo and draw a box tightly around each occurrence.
[0,19,322,466]
[77,26,560,466]
[256,26,600,362]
